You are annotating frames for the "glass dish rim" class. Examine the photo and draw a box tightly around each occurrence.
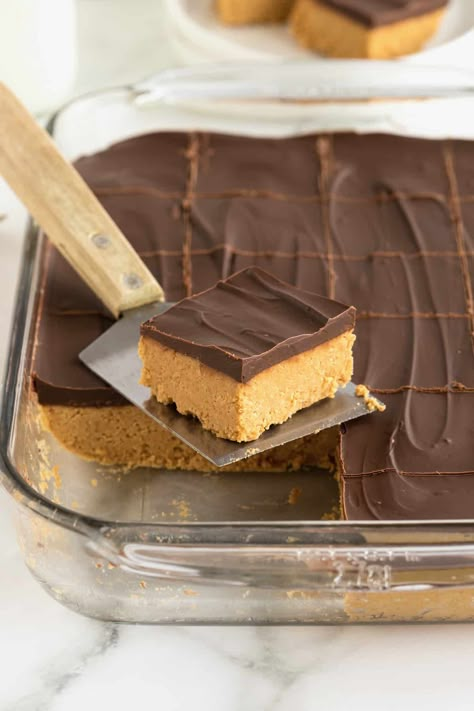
[1,84,474,548]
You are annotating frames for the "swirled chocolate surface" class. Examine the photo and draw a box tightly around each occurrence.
[32,131,474,519]
[141,267,355,382]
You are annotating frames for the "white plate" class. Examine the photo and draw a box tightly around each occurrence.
[165,0,474,66]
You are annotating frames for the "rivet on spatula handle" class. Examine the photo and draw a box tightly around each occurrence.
[0,82,164,318]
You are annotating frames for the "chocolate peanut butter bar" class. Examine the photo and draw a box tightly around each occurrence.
[290,0,448,58]
[33,131,474,519]
[139,267,355,441]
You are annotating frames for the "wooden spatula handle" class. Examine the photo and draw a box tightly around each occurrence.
[0,82,164,318]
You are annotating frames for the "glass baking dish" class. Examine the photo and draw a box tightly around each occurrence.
[2,77,474,624]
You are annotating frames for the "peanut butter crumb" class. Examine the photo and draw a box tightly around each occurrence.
[288,487,302,505]
[38,465,62,494]
[286,590,317,599]
[37,438,51,466]
[355,384,386,412]
[171,498,192,519]
[321,503,341,521]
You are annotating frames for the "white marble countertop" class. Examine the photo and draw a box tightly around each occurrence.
[1,2,474,709]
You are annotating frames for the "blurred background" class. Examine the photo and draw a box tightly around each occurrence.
[1,0,473,115]
[0,0,172,114]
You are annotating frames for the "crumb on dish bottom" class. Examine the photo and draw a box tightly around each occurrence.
[139,331,354,442]
[38,400,339,473]
[290,0,445,58]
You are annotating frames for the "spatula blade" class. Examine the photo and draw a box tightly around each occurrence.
[80,305,380,468]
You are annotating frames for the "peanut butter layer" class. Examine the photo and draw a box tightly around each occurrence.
[38,402,338,472]
[216,0,295,25]
[345,588,474,623]
[290,0,446,58]
[139,331,354,442]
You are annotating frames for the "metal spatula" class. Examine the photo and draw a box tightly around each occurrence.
[0,82,381,467]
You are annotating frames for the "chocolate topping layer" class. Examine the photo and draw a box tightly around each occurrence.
[320,0,448,27]
[32,131,474,519]
[141,267,355,382]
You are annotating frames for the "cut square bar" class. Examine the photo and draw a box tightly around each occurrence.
[139,267,355,442]
[290,0,448,58]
